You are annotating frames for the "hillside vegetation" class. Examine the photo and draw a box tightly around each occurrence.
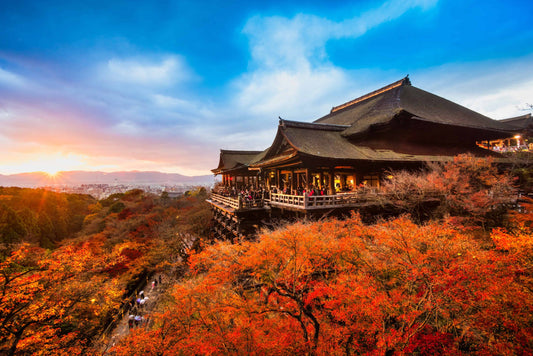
[0,187,210,355]
[2,155,532,355]
[112,156,533,355]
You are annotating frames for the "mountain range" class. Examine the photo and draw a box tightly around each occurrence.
[0,171,216,187]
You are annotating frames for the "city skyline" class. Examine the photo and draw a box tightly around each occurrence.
[1,0,532,176]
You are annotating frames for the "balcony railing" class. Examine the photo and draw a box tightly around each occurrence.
[210,193,264,210]
[210,191,390,211]
[211,189,516,213]
[268,192,382,210]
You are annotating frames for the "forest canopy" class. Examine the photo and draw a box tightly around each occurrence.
[111,156,533,355]
[0,188,210,355]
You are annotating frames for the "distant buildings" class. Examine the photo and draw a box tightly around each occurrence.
[44,184,196,199]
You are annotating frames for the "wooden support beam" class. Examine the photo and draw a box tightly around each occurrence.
[329,168,335,195]
[291,170,296,193]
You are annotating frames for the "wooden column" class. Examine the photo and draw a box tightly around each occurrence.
[291,170,296,193]
[305,169,310,190]
[276,170,281,190]
[329,168,335,195]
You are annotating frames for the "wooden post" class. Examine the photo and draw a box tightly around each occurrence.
[304,192,309,209]
[291,170,296,194]
[329,168,335,195]
[305,169,310,190]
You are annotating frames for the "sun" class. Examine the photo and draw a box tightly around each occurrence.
[25,153,86,176]
[42,169,61,177]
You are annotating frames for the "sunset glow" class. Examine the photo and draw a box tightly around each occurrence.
[1,153,87,176]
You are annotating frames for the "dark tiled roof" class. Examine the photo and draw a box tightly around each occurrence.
[329,76,410,113]
[500,113,533,130]
[212,149,264,174]
[279,120,497,163]
[216,77,514,171]
[315,77,513,138]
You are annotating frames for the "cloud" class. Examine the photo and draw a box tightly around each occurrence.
[413,55,533,119]
[234,65,350,120]
[2,0,531,176]
[242,0,437,70]
[103,55,192,87]
[233,0,438,125]
[0,67,29,89]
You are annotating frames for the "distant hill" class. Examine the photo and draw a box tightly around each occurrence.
[0,171,216,187]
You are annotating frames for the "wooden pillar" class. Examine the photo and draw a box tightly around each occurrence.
[276,170,281,190]
[305,169,310,190]
[319,172,324,190]
[329,168,335,195]
[291,170,296,193]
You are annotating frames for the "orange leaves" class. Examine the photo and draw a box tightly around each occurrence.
[381,154,517,227]
[119,211,533,354]
[0,240,124,355]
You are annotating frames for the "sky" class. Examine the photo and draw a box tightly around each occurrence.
[0,0,532,176]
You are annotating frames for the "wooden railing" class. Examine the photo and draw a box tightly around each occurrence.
[269,192,382,209]
[210,193,264,210]
[212,190,515,213]
[210,194,241,209]
[211,191,386,211]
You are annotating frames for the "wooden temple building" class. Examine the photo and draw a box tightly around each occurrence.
[208,76,517,239]
[487,113,533,152]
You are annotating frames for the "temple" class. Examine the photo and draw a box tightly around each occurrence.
[209,76,518,239]
[487,113,533,152]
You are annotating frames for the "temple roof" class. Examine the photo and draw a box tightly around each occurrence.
[315,76,513,138]
[215,77,514,172]
[251,118,499,168]
[500,113,533,130]
[212,149,265,174]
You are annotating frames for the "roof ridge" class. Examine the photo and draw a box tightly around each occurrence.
[280,119,350,131]
[500,113,532,122]
[220,149,263,155]
[330,75,411,113]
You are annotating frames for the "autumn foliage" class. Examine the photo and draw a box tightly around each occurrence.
[0,188,211,355]
[114,210,532,355]
[381,154,516,226]
[112,156,532,355]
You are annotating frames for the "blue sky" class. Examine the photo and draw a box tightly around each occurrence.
[0,0,532,175]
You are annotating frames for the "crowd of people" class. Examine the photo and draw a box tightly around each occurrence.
[126,275,162,330]
[216,184,354,198]
[491,144,531,153]
[216,185,266,201]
